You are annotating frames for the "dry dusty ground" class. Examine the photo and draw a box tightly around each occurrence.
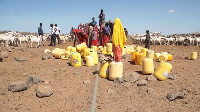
[0,39,200,112]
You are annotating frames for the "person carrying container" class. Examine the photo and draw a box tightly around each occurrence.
[112,18,127,62]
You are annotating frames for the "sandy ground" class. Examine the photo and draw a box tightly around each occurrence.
[0,39,200,112]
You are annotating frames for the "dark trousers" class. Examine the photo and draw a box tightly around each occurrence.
[50,34,56,46]
[145,40,150,49]
[56,34,60,44]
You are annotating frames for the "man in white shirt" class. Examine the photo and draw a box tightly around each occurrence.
[48,24,56,46]
[54,24,61,44]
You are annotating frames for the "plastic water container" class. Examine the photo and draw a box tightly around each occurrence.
[99,62,109,78]
[142,58,154,74]
[109,61,123,80]
[135,46,141,51]
[53,50,65,59]
[88,51,98,65]
[98,46,103,51]
[190,52,197,60]
[154,53,161,61]
[64,51,70,58]
[102,46,107,55]
[167,54,173,61]
[153,61,172,81]
[91,46,98,51]
[106,43,112,54]
[142,48,148,57]
[82,48,90,59]
[70,47,77,53]
[146,50,154,60]
[66,46,72,52]
[135,52,144,65]
[122,47,126,55]
[76,43,87,53]
[131,50,137,62]
[70,52,81,67]
[86,56,94,67]
[159,54,168,62]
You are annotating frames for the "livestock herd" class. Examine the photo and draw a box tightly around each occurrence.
[0,31,200,48]
[130,32,200,46]
[0,31,72,47]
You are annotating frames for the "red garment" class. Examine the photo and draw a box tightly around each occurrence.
[73,29,88,45]
[113,44,122,62]
[91,30,99,47]
[102,34,110,46]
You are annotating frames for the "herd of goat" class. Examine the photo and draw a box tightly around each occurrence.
[0,31,200,48]
[0,31,72,48]
[130,33,200,46]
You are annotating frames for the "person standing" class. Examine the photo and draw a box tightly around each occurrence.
[38,23,44,45]
[102,22,110,46]
[90,17,97,27]
[112,18,127,62]
[99,9,106,31]
[54,24,61,44]
[90,27,99,47]
[124,28,128,38]
[98,9,106,46]
[108,20,113,40]
[145,30,150,49]
[49,24,56,46]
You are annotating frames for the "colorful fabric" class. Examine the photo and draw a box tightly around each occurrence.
[102,34,110,46]
[113,45,122,62]
[91,30,99,46]
[112,18,127,49]
[73,29,88,45]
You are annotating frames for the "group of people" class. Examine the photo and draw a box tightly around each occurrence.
[38,9,150,62]
[49,24,61,46]
[70,9,128,62]
[38,23,61,46]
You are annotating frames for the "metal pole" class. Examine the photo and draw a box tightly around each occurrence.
[90,63,100,112]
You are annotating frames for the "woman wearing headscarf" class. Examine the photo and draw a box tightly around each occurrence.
[112,18,127,62]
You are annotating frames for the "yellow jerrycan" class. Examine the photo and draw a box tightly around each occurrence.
[53,50,65,59]
[98,46,103,51]
[109,61,123,80]
[142,58,154,74]
[106,43,112,54]
[54,48,60,50]
[135,46,141,51]
[64,51,70,58]
[88,51,98,65]
[135,52,144,65]
[86,56,94,67]
[131,50,138,62]
[66,46,72,52]
[70,52,81,67]
[91,45,98,51]
[159,54,168,62]
[153,61,172,81]
[99,62,109,78]
[167,54,173,61]
[154,53,161,61]
[82,48,90,59]
[70,47,77,53]
[102,46,107,55]
[122,47,126,55]
[76,43,87,53]
[190,52,197,60]
[146,50,154,60]
[142,48,148,57]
